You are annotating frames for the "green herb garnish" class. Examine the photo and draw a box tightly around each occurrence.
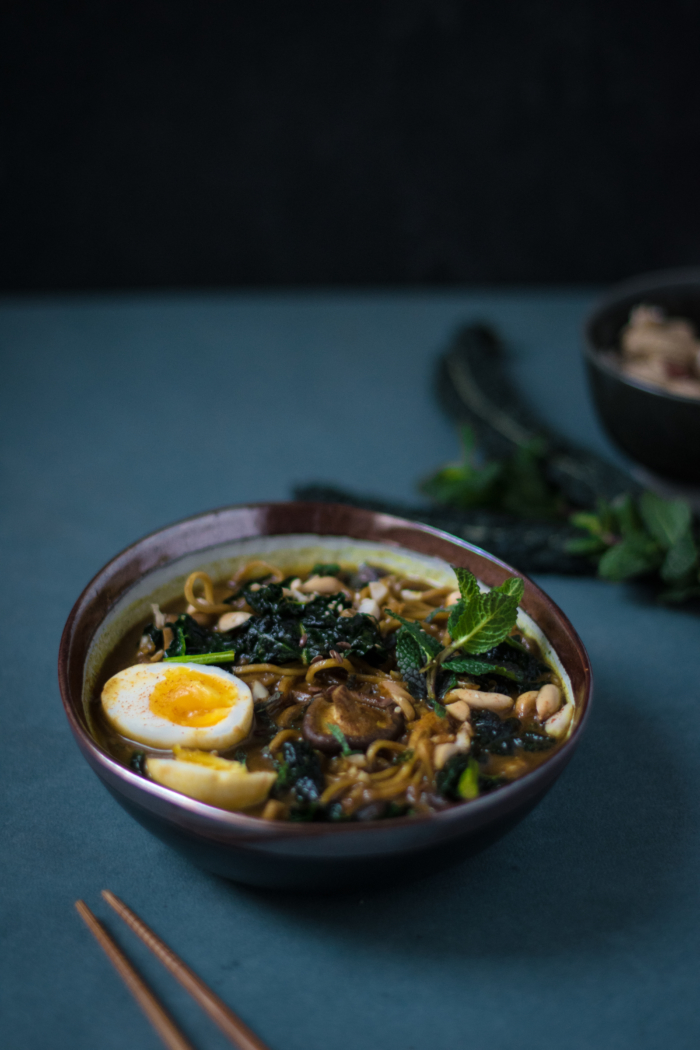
[163,650,236,664]
[311,562,341,577]
[329,724,356,757]
[388,565,524,704]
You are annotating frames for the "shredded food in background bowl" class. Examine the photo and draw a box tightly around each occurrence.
[614,304,700,399]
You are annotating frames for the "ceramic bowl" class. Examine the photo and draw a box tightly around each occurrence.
[58,502,592,891]
[585,268,700,484]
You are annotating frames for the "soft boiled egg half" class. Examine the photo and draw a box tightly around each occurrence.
[101,662,253,751]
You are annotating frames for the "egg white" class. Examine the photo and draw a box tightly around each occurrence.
[146,749,276,811]
[101,662,253,750]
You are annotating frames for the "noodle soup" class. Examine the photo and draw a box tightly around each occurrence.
[93,558,573,822]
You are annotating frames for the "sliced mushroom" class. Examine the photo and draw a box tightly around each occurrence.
[302,685,404,754]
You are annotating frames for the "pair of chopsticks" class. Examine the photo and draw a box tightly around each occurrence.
[75,891,270,1050]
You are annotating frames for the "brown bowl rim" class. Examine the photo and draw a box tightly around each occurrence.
[58,501,593,840]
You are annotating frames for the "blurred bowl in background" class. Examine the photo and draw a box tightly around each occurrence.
[584,268,700,484]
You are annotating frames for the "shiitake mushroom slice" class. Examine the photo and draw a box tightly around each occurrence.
[302,684,404,754]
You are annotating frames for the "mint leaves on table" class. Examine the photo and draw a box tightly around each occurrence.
[420,425,563,520]
[567,491,700,602]
[388,565,524,705]
[423,426,700,606]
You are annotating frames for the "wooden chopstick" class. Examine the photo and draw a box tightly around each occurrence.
[102,889,271,1050]
[74,900,195,1050]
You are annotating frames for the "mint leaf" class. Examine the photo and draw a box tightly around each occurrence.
[443,655,525,682]
[385,611,441,660]
[494,576,525,602]
[454,566,480,604]
[394,625,431,701]
[564,535,608,556]
[661,529,698,583]
[639,491,692,549]
[395,628,423,677]
[448,588,520,655]
[598,533,660,581]
[447,598,466,638]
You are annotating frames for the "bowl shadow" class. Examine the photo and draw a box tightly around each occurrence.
[224,688,688,961]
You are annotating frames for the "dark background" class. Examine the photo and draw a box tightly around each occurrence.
[2,0,699,292]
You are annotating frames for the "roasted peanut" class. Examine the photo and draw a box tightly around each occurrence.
[448,688,513,713]
[536,683,562,720]
[217,610,253,632]
[298,575,345,594]
[544,703,574,739]
[445,699,471,722]
[515,690,539,718]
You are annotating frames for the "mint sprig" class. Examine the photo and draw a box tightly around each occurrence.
[389,566,524,704]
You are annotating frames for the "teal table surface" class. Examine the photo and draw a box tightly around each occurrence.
[1,291,698,1050]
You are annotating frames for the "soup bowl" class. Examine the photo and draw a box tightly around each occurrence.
[58,502,592,891]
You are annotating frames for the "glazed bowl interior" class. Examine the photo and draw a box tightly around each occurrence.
[584,268,700,483]
[59,503,592,889]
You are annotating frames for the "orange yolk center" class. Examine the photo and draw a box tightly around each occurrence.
[149,668,236,727]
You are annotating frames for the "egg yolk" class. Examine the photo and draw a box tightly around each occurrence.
[149,667,236,727]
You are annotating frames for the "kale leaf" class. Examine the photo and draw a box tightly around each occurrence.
[163,614,235,658]
[233,583,388,665]
[311,562,341,577]
[444,637,545,684]
[274,739,324,805]
[395,628,428,699]
[470,709,522,756]
[470,708,553,756]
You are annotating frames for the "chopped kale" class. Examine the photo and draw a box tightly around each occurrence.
[518,731,555,752]
[273,739,324,805]
[232,583,388,665]
[470,709,554,756]
[470,709,523,757]
[311,562,341,577]
[444,638,545,684]
[324,801,347,821]
[478,774,508,794]
[130,751,146,776]
[142,623,164,651]
[163,613,235,658]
